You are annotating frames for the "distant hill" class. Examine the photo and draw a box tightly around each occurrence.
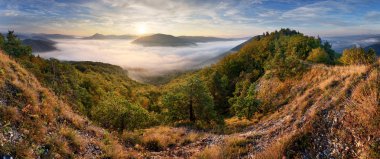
[22,39,58,52]
[194,37,255,67]
[230,36,260,51]
[178,36,236,43]
[30,33,75,39]
[365,43,380,56]
[324,34,380,53]
[132,34,196,47]
[83,33,136,40]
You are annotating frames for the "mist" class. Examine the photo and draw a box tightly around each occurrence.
[35,39,245,82]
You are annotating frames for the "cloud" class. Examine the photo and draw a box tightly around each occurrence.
[36,39,246,81]
[365,11,380,21]
[280,1,352,25]
[1,0,380,36]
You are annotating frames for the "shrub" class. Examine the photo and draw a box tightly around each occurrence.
[90,92,156,130]
[265,53,308,80]
[307,47,332,64]
[229,81,260,119]
[193,136,253,159]
[193,146,222,159]
[144,139,163,151]
[340,47,377,65]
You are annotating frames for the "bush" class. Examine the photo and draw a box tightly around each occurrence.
[90,92,156,130]
[144,139,163,151]
[265,53,308,80]
[307,47,332,64]
[340,47,377,65]
[229,81,260,119]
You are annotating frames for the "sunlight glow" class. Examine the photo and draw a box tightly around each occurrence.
[137,24,147,35]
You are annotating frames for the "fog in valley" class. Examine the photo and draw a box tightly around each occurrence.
[35,39,246,82]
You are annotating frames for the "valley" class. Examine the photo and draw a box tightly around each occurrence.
[0,29,379,158]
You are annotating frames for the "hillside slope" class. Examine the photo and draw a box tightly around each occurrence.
[148,62,379,158]
[0,52,140,158]
[22,39,57,52]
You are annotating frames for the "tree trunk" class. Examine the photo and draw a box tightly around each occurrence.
[189,98,195,122]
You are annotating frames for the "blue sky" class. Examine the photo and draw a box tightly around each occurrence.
[1,0,380,37]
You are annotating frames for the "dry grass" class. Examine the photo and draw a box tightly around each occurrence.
[348,69,379,130]
[192,146,223,159]
[224,117,259,134]
[98,133,130,158]
[0,106,21,123]
[0,51,137,158]
[193,136,254,159]
[253,132,298,159]
[140,126,204,150]
[60,127,86,152]
[120,126,205,152]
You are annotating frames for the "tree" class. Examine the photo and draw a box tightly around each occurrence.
[3,31,32,57]
[265,52,307,80]
[91,92,155,130]
[229,81,260,119]
[307,47,332,64]
[162,76,219,124]
[367,48,377,63]
[0,33,4,49]
[340,47,377,65]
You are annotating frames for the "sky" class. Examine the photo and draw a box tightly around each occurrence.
[1,0,380,37]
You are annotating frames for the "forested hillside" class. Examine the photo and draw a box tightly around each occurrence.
[0,29,379,158]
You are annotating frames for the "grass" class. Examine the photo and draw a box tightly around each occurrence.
[224,117,259,134]
[344,67,380,158]
[60,127,86,153]
[193,136,254,159]
[253,133,298,159]
[0,51,137,158]
[121,126,205,151]
[193,146,222,159]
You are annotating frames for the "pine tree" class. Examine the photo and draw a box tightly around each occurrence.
[162,76,218,124]
[4,31,32,57]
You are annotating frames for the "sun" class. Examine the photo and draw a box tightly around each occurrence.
[137,24,147,35]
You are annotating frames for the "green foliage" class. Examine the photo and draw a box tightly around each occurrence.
[206,52,263,116]
[191,29,333,117]
[0,33,4,49]
[14,55,163,131]
[340,47,377,65]
[162,76,219,124]
[265,52,308,81]
[91,92,156,130]
[1,29,339,131]
[307,47,332,64]
[1,32,160,131]
[3,31,32,57]
[229,81,259,119]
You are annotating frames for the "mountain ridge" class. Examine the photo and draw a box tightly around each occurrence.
[132,33,197,47]
[83,33,136,40]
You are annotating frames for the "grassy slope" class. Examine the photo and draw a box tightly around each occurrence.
[148,62,379,158]
[0,52,141,158]
[1,42,379,158]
